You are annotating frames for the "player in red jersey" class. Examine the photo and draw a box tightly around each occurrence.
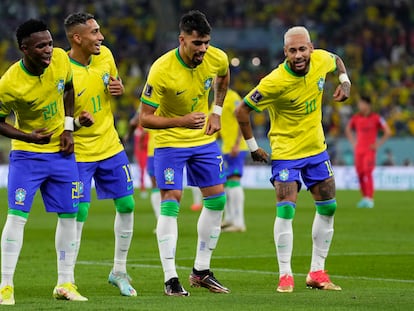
[345,96,391,208]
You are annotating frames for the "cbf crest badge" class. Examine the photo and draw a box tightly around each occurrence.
[164,168,175,185]
[279,169,289,182]
[102,72,110,87]
[204,78,213,90]
[56,79,65,95]
[15,188,27,206]
[317,78,325,91]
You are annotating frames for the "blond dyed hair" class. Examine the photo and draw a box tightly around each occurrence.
[284,26,311,45]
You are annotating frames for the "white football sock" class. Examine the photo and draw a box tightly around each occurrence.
[194,208,222,271]
[223,187,233,224]
[113,211,134,274]
[311,213,334,272]
[156,215,178,282]
[150,190,161,219]
[71,221,85,283]
[1,214,27,287]
[274,217,293,276]
[191,187,202,206]
[56,217,76,285]
[228,185,245,227]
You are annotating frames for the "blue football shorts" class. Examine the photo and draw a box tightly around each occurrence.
[76,150,134,201]
[147,156,155,177]
[270,150,334,190]
[8,150,80,213]
[223,151,247,177]
[154,141,226,190]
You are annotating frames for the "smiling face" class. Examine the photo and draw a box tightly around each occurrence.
[284,33,314,76]
[21,30,53,72]
[74,18,104,56]
[179,30,210,68]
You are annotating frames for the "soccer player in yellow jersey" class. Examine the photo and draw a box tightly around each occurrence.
[140,10,230,296]
[0,19,87,304]
[64,13,136,297]
[218,88,248,233]
[236,26,351,293]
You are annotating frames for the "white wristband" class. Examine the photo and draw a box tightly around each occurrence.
[339,73,351,84]
[64,116,74,131]
[245,137,259,152]
[212,105,223,116]
[74,117,81,128]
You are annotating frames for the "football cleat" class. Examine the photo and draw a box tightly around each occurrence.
[189,270,230,293]
[0,285,15,305]
[53,282,88,301]
[277,274,294,293]
[306,270,342,291]
[221,225,246,233]
[108,270,137,296]
[357,198,374,208]
[164,277,189,296]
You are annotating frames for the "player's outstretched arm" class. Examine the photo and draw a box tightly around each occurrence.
[333,55,351,102]
[0,118,53,144]
[139,102,206,129]
[235,101,269,163]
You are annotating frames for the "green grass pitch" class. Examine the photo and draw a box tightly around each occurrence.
[1,188,413,310]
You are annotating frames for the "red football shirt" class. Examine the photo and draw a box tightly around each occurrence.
[348,113,387,153]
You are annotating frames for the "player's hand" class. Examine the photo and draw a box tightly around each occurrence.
[108,76,124,96]
[78,110,94,127]
[60,130,74,155]
[182,112,206,129]
[28,128,54,144]
[333,82,350,102]
[205,113,220,135]
[251,147,269,163]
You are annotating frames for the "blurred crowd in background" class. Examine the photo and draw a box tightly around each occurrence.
[0,0,413,164]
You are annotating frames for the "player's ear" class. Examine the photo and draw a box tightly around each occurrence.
[72,33,82,44]
[308,42,314,52]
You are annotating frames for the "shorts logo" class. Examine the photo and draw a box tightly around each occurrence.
[144,84,153,97]
[164,168,175,184]
[250,90,263,103]
[279,169,289,181]
[15,188,27,206]
[317,78,325,91]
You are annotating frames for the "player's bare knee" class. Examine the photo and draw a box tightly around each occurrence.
[115,195,135,213]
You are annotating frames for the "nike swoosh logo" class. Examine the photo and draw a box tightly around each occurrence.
[73,202,79,208]
[219,173,226,179]
[6,238,16,242]
[77,89,86,97]
[176,90,186,95]
[127,184,133,191]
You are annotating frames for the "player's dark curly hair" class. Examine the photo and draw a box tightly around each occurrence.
[16,19,48,48]
[360,95,372,104]
[179,10,211,36]
[64,12,95,31]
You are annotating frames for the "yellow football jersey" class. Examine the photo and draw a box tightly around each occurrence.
[216,88,248,154]
[141,46,229,148]
[243,49,337,160]
[0,48,72,152]
[70,45,124,162]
